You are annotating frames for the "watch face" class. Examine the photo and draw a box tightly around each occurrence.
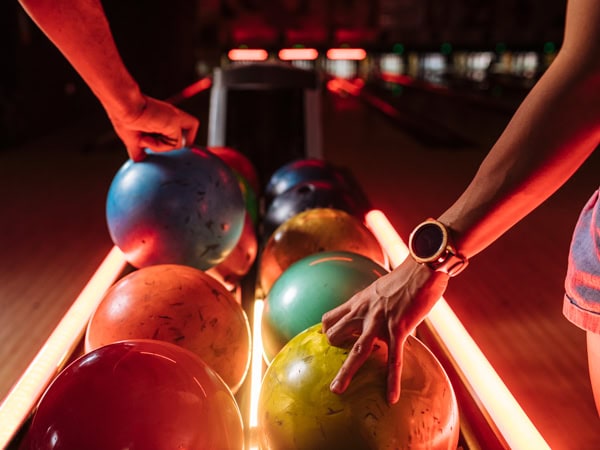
[411,222,445,259]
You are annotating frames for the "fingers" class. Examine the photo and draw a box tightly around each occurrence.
[330,333,377,395]
[181,112,200,145]
[386,332,405,404]
[127,145,146,162]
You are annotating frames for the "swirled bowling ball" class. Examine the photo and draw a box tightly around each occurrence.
[106,146,245,270]
[207,145,261,194]
[259,208,387,295]
[262,180,361,240]
[261,251,387,362]
[258,324,460,450]
[85,264,251,393]
[264,158,348,205]
[28,340,244,450]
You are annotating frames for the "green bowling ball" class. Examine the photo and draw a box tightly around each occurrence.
[261,251,387,362]
[258,324,460,450]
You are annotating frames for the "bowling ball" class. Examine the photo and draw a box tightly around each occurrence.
[85,264,251,393]
[262,251,387,362]
[106,146,245,270]
[259,208,387,295]
[262,180,362,239]
[264,158,348,205]
[28,340,244,450]
[258,324,460,450]
[207,145,261,194]
[207,212,258,287]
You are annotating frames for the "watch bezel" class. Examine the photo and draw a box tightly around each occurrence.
[408,218,450,264]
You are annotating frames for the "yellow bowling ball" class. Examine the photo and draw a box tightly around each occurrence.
[258,324,459,450]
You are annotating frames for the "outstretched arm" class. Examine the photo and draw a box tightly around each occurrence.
[323,0,600,404]
[19,0,199,161]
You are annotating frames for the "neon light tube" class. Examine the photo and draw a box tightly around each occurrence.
[0,246,128,448]
[228,49,269,61]
[326,48,367,61]
[278,48,319,61]
[248,299,265,450]
[364,210,550,450]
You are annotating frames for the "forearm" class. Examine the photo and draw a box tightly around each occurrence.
[19,0,145,121]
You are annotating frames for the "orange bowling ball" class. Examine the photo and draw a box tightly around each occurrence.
[258,208,387,294]
[258,324,460,450]
[85,264,251,393]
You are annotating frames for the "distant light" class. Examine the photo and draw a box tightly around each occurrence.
[326,48,367,61]
[278,48,319,61]
[543,41,556,54]
[228,49,269,61]
[392,43,405,55]
[441,42,452,55]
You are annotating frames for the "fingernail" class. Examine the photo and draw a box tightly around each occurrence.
[330,380,340,393]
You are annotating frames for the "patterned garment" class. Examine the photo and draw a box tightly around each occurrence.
[564,188,600,334]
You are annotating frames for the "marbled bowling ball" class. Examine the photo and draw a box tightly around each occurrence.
[258,324,460,450]
[85,264,251,393]
[258,208,387,294]
[28,340,244,450]
[106,146,245,270]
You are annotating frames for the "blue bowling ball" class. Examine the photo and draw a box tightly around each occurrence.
[106,147,245,270]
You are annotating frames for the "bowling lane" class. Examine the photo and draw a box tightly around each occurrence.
[322,84,600,448]
[0,118,124,402]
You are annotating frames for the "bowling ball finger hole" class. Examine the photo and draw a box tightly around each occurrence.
[297,185,315,195]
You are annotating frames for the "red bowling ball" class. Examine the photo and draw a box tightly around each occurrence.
[207,145,261,194]
[27,340,244,450]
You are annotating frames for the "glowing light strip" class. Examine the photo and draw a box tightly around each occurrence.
[364,210,550,449]
[278,48,319,61]
[0,246,127,448]
[228,49,269,61]
[248,299,264,450]
[326,48,367,61]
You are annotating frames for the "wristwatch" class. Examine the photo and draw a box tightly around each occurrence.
[408,218,468,277]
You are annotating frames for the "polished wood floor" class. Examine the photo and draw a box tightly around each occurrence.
[1,78,599,449]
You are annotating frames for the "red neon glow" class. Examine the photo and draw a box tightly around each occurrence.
[326,48,367,61]
[179,77,212,99]
[326,78,364,96]
[278,48,319,61]
[228,49,269,61]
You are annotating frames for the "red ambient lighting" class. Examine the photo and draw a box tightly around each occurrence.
[326,48,367,60]
[228,49,269,61]
[278,48,319,61]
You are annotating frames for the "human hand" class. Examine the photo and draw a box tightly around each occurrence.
[108,96,200,162]
[321,257,449,404]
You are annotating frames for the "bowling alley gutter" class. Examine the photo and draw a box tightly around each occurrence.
[0,211,552,450]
